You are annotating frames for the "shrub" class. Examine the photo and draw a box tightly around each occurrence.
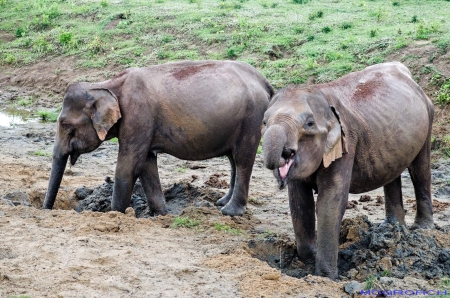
[309,10,324,20]
[435,79,450,105]
[321,26,332,33]
[59,32,72,45]
[37,110,59,122]
[340,22,353,30]
[15,28,25,38]
[87,36,105,54]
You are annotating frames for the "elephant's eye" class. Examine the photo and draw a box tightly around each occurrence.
[263,121,267,126]
[61,123,74,133]
[306,121,315,127]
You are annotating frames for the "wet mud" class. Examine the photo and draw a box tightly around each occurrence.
[75,177,224,217]
[248,215,450,283]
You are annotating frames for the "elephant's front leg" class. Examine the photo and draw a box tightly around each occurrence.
[315,159,353,279]
[111,149,143,212]
[139,155,167,216]
[288,180,316,264]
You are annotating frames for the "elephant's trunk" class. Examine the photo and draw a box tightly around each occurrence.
[263,125,289,170]
[43,148,68,209]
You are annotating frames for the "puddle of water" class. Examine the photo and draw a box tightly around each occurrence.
[0,107,36,127]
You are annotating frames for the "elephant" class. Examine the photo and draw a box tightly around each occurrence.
[261,62,434,279]
[43,60,273,216]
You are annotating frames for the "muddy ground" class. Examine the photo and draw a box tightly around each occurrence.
[1,43,450,297]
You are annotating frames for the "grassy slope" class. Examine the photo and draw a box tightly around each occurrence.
[1,0,449,89]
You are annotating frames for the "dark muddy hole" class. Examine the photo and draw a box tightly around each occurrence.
[75,177,225,217]
[249,216,450,282]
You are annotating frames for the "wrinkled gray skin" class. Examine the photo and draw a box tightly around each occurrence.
[262,62,434,280]
[44,60,273,216]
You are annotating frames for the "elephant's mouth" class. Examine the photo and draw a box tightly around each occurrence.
[277,158,294,189]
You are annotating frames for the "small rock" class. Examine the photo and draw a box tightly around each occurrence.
[194,200,212,208]
[376,196,385,204]
[344,280,363,294]
[359,195,371,202]
[379,257,392,271]
[379,277,393,285]
[348,268,358,279]
[125,207,135,217]
[93,224,107,232]
[74,186,94,200]
[263,272,281,280]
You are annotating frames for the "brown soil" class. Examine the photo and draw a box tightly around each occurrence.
[0,43,449,297]
[204,173,230,189]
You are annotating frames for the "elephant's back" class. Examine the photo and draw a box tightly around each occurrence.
[124,61,271,160]
[320,62,433,192]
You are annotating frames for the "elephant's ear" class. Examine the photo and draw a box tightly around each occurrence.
[88,88,121,141]
[323,106,348,168]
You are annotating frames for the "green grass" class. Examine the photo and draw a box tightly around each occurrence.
[436,276,450,298]
[436,79,450,105]
[0,0,449,88]
[16,96,34,107]
[177,167,187,173]
[381,269,392,277]
[108,137,118,143]
[32,149,51,157]
[170,216,200,229]
[36,110,59,122]
[213,223,242,235]
[364,275,377,290]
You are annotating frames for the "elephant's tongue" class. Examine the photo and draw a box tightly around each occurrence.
[279,159,293,180]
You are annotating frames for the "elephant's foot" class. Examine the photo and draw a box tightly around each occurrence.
[297,245,315,265]
[315,259,338,280]
[411,216,434,230]
[215,193,232,207]
[150,207,168,216]
[220,202,246,216]
[382,215,406,227]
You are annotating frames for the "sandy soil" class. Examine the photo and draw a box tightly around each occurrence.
[0,43,450,297]
[0,117,449,297]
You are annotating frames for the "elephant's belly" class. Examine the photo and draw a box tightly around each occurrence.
[348,149,418,194]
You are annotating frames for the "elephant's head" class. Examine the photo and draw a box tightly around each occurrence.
[262,87,346,188]
[43,83,121,209]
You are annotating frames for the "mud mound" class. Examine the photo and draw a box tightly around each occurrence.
[204,173,230,189]
[249,216,450,282]
[76,177,224,217]
[338,216,450,280]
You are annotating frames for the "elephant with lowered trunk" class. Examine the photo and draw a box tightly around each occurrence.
[262,62,434,279]
[44,60,273,216]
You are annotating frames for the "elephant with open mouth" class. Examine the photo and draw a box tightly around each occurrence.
[261,62,434,279]
[43,60,273,216]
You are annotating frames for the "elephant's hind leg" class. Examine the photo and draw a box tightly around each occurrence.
[383,176,406,225]
[139,155,167,216]
[220,137,258,216]
[408,137,434,229]
[215,154,236,207]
